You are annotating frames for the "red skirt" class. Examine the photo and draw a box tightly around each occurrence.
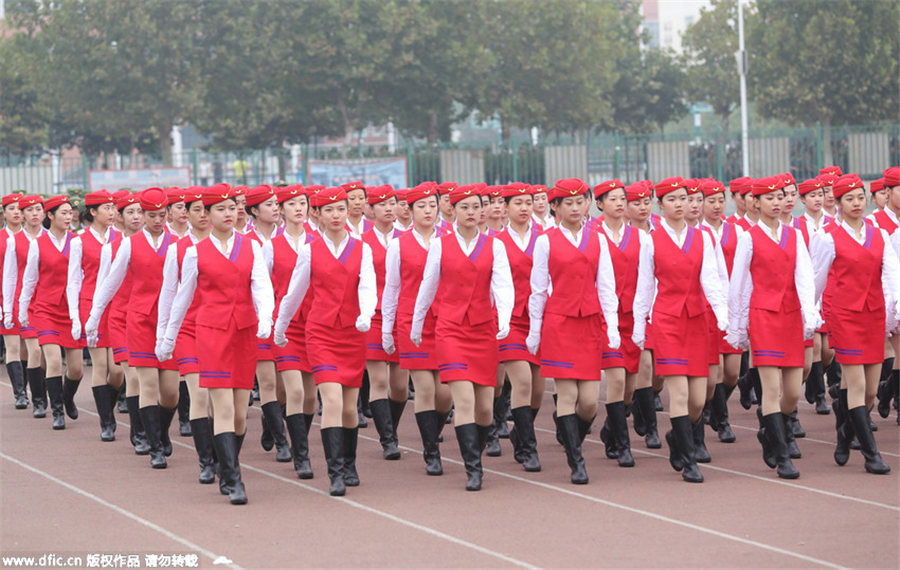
[827,306,886,365]
[197,322,257,389]
[79,301,110,349]
[396,311,438,371]
[705,309,721,365]
[748,307,804,367]
[107,308,129,363]
[275,318,311,373]
[14,301,36,339]
[175,319,199,375]
[539,312,603,381]
[366,312,399,363]
[720,329,744,355]
[0,319,19,335]
[436,315,499,386]
[257,337,275,362]
[652,307,708,377]
[644,320,655,351]
[601,312,639,373]
[32,310,83,349]
[126,311,177,370]
[306,319,366,387]
[499,316,538,365]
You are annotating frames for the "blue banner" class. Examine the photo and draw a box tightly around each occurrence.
[308,158,408,188]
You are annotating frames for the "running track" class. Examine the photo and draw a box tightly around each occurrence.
[1,369,897,569]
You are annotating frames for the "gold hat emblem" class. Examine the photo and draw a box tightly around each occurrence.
[154,202,163,208]
[425,189,432,194]
[609,182,616,187]
[671,182,679,187]
[767,184,776,190]
[379,194,386,199]
[463,190,471,195]
[329,195,338,201]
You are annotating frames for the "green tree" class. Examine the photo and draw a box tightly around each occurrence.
[0,33,50,158]
[749,0,900,164]
[681,0,740,137]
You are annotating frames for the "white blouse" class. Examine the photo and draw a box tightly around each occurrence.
[156,232,205,342]
[2,229,45,319]
[381,227,435,338]
[66,226,114,324]
[17,230,70,325]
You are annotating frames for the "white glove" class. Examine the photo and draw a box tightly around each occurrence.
[273,327,288,348]
[155,338,175,362]
[256,318,272,340]
[716,317,728,333]
[607,330,621,351]
[355,315,370,333]
[4,312,12,329]
[382,333,395,355]
[893,300,900,324]
[496,324,510,340]
[410,330,422,347]
[725,329,741,350]
[631,331,645,351]
[71,319,82,342]
[526,330,541,355]
[18,308,28,328]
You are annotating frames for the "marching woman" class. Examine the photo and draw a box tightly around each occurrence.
[67,190,123,440]
[17,195,84,430]
[484,186,506,235]
[393,189,414,232]
[876,167,900,423]
[4,196,48,419]
[594,179,644,468]
[343,181,372,237]
[727,176,819,479]
[811,173,899,475]
[496,182,544,472]
[156,187,217,484]
[360,185,409,460]
[166,188,191,239]
[1,193,28,410]
[274,185,376,497]
[157,185,276,504]
[243,184,291,463]
[86,188,179,469]
[264,184,317,480]
[726,177,751,224]
[436,182,457,235]
[412,184,514,491]
[382,182,454,477]
[624,182,661,449]
[531,185,556,231]
[632,177,728,484]
[700,179,744,444]
[528,178,620,485]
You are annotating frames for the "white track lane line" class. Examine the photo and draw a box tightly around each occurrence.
[726,421,900,458]
[0,452,244,570]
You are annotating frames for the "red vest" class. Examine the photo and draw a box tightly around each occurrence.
[791,216,811,247]
[498,225,540,319]
[271,233,315,324]
[872,210,898,235]
[127,231,173,317]
[175,237,202,325]
[31,232,74,315]
[109,238,134,315]
[362,228,403,311]
[830,224,885,313]
[435,233,495,326]
[736,217,752,231]
[748,225,801,313]
[13,230,43,306]
[79,228,120,308]
[652,226,706,318]
[717,222,738,276]
[397,232,432,317]
[195,233,258,330]
[599,224,639,315]
[308,237,363,328]
[545,228,602,318]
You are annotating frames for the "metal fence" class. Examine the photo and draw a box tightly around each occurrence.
[2,122,897,196]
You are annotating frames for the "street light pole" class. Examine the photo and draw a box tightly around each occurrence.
[737,0,749,176]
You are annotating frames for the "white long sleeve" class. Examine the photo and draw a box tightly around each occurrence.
[357,242,377,323]
[489,239,514,332]
[262,240,275,274]
[94,243,113,303]
[162,247,198,342]
[527,234,551,336]
[698,230,728,326]
[727,232,753,336]
[632,238,656,342]
[273,243,312,336]
[2,236,17,316]
[66,238,84,321]
[88,239,131,323]
[595,236,619,336]
[17,240,40,322]
[156,243,181,340]
[381,239,402,335]
[411,239,442,337]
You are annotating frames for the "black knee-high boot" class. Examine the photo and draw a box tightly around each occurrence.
[343,426,360,486]
[27,367,46,418]
[848,406,891,474]
[125,395,150,454]
[833,388,852,466]
[116,376,128,413]
[388,397,406,446]
[738,368,759,410]
[62,376,81,419]
[671,416,703,483]
[190,418,216,484]
[497,380,512,438]
[633,387,661,448]
[415,410,443,476]
[321,427,345,496]
[607,402,634,467]
[177,381,191,436]
[692,418,710,463]
[91,385,116,441]
[764,412,799,479]
[485,397,502,457]
[710,383,735,443]
[213,432,248,504]
[139,405,167,468]
[510,406,541,472]
[557,414,588,484]
[877,364,896,418]
[303,412,314,432]
[159,406,176,456]
[7,361,28,409]
[285,413,313,479]
[45,376,65,429]
[783,413,802,458]
[369,398,400,460]
[261,401,292,462]
[455,423,484,491]
[218,433,244,495]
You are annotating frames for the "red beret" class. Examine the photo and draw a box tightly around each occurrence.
[654,176,686,197]
[166,187,186,204]
[531,184,548,195]
[310,187,348,208]
[728,176,751,195]
[819,166,842,178]
[884,167,900,187]
[870,178,884,194]
[436,182,457,195]
[116,194,138,211]
[2,193,22,207]
[593,179,625,198]
[276,185,306,204]
[797,178,824,195]
[231,185,248,196]
[817,173,838,186]
[244,184,276,207]
[502,183,534,199]
[832,174,864,199]
[366,185,396,205]
[750,176,784,196]
[553,178,590,199]
[201,184,238,206]
[111,189,130,201]
[405,182,438,205]
[684,178,703,195]
[625,182,652,201]
[43,195,70,211]
[780,173,797,187]
[19,195,43,208]
[139,188,168,211]
[485,185,504,198]
[340,181,366,194]
[84,190,115,207]
[305,185,325,198]
[449,184,482,205]
[701,180,726,197]
[394,188,408,202]
[183,186,205,205]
